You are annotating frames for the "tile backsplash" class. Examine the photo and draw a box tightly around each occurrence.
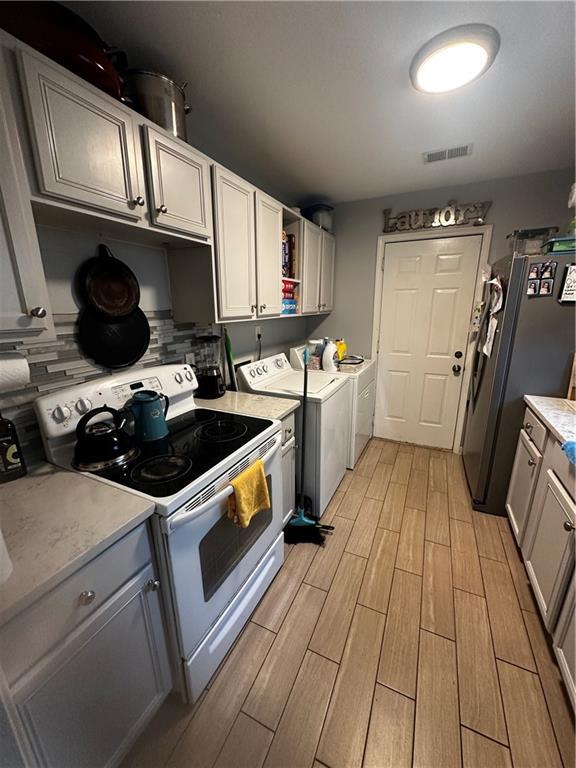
[0,312,211,459]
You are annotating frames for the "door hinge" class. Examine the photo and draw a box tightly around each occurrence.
[376,339,380,354]
[381,257,385,272]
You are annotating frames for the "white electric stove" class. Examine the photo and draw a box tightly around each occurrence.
[34,364,284,702]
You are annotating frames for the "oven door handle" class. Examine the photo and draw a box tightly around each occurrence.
[165,433,282,534]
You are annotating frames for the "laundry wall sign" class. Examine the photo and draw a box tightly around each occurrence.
[382,200,492,233]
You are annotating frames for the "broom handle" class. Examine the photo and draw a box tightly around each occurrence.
[299,348,308,510]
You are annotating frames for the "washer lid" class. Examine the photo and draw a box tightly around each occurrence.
[267,370,339,395]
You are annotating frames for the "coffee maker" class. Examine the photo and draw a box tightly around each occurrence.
[195,335,225,399]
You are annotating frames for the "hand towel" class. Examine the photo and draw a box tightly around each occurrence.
[227,459,271,528]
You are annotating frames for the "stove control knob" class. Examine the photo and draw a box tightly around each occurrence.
[75,397,92,415]
[262,364,268,373]
[175,372,183,384]
[52,405,71,423]
[185,370,193,381]
[256,367,262,375]
[275,358,284,368]
[250,369,256,378]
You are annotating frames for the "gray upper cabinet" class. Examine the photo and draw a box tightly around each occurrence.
[213,165,256,320]
[523,468,575,628]
[255,192,283,317]
[143,126,212,239]
[18,51,145,220]
[301,221,322,314]
[319,231,336,313]
[14,563,171,768]
[505,428,542,544]
[0,58,53,341]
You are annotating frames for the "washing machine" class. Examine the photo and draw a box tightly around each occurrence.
[290,346,376,469]
[238,354,351,517]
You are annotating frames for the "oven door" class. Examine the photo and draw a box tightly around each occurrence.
[164,433,282,658]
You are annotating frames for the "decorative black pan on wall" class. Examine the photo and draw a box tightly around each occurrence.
[76,244,150,369]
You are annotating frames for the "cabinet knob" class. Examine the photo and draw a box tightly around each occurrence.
[527,458,537,467]
[147,578,161,591]
[563,520,575,532]
[30,306,47,318]
[79,590,96,605]
[134,196,145,207]
[524,422,533,431]
[250,305,257,313]
[158,204,168,214]
[260,304,267,311]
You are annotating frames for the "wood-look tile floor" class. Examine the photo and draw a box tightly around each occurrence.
[123,439,575,768]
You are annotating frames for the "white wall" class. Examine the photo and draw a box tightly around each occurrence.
[309,167,574,354]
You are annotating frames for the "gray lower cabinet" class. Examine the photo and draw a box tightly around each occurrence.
[523,468,575,628]
[505,428,542,543]
[13,563,171,768]
[553,579,575,707]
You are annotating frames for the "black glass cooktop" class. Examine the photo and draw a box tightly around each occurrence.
[94,409,273,497]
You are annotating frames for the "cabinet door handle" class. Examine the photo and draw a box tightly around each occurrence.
[29,306,47,318]
[250,304,257,313]
[563,520,575,532]
[524,422,533,431]
[147,578,161,591]
[260,304,267,311]
[134,196,145,207]
[157,204,168,214]
[79,590,96,605]
[527,458,537,467]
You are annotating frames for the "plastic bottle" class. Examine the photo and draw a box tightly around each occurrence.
[322,339,338,372]
[0,412,26,483]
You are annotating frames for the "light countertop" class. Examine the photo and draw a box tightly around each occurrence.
[195,390,299,420]
[524,395,576,444]
[0,463,155,624]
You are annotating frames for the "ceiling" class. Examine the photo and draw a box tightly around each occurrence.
[67,1,575,205]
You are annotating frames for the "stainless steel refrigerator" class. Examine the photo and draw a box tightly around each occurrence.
[462,250,575,516]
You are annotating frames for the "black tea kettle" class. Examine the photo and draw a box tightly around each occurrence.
[73,406,138,472]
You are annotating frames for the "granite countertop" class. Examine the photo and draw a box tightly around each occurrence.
[195,390,299,420]
[0,463,155,624]
[524,395,576,444]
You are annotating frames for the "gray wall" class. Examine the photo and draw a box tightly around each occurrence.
[309,167,574,354]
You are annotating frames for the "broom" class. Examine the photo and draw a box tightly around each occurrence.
[284,347,335,546]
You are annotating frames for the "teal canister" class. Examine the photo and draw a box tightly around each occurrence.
[129,390,170,441]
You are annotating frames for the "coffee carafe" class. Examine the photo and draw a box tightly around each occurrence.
[195,335,225,399]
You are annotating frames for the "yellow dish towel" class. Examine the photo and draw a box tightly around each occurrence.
[227,459,271,528]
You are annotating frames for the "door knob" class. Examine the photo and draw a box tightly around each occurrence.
[452,364,462,376]
[454,350,463,359]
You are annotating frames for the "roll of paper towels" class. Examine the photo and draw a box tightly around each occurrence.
[0,353,30,394]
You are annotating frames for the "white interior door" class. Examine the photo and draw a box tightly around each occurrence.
[374,235,482,448]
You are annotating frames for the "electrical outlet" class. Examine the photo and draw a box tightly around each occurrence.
[255,326,262,340]
[185,352,195,365]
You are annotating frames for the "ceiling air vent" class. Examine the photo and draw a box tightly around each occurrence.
[423,143,473,163]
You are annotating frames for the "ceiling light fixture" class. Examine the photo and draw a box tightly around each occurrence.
[410,24,500,94]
